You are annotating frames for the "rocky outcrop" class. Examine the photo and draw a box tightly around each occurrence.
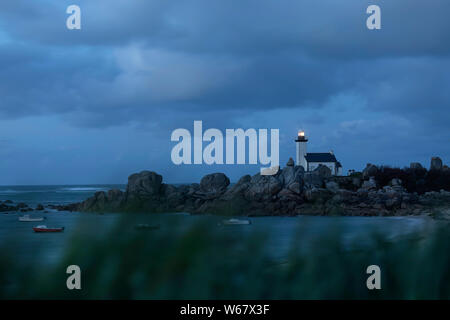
[430,157,443,171]
[362,163,379,179]
[0,202,18,212]
[197,173,230,198]
[304,165,331,188]
[0,201,32,213]
[69,157,450,218]
[410,162,423,170]
[361,177,377,191]
[286,157,295,167]
[1,201,60,213]
[127,171,162,200]
[72,166,302,215]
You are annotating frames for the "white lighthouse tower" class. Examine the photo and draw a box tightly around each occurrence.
[295,131,308,170]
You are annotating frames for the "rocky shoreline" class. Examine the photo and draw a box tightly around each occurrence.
[0,201,47,213]
[64,156,450,220]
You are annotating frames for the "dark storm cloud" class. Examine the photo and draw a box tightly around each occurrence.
[358,57,450,126]
[0,42,118,119]
[0,0,449,125]
[3,0,450,56]
[0,0,449,184]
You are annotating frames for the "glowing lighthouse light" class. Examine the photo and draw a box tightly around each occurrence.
[295,130,308,168]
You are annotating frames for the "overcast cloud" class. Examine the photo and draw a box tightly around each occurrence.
[0,0,449,184]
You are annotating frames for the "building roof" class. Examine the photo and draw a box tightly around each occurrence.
[305,153,338,163]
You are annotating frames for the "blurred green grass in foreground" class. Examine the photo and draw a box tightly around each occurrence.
[0,216,449,300]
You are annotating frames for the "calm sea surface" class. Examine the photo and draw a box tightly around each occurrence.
[0,185,441,265]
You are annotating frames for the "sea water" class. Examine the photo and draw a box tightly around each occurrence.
[0,185,440,265]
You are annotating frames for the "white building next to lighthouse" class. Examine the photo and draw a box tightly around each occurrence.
[295,131,343,176]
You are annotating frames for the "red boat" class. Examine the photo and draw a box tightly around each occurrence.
[33,225,65,233]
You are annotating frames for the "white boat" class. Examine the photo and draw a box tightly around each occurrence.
[18,214,45,222]
[221,218,251,226]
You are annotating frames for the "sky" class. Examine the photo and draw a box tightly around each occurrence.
[0,0,449,185]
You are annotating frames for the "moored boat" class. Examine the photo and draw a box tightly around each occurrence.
[221,218,251,226]
[33,225,64,233]
[19,215,45,222]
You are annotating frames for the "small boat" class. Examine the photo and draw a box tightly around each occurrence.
[33,225,64,233]
[134,224,160,231]
[220,218,252,226]
[19,215,45,222]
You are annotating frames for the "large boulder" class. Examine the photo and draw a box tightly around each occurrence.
[162,184,187,208]
[286,157,295,167]
[245,174,282,202]
[410,162,423,170]
[223,175,251,199]
[304,165,331,188]
[362,163,379,179]
[192,173,230,201]
[430,157,443,171]
[278,165,304,187]
[196,175,251,215]
[78,191,108,212]
[107,189,124,201]
[106,189,125,208]
[361,177,377,191]
[126,171,163,199]
[199,173,230,194]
